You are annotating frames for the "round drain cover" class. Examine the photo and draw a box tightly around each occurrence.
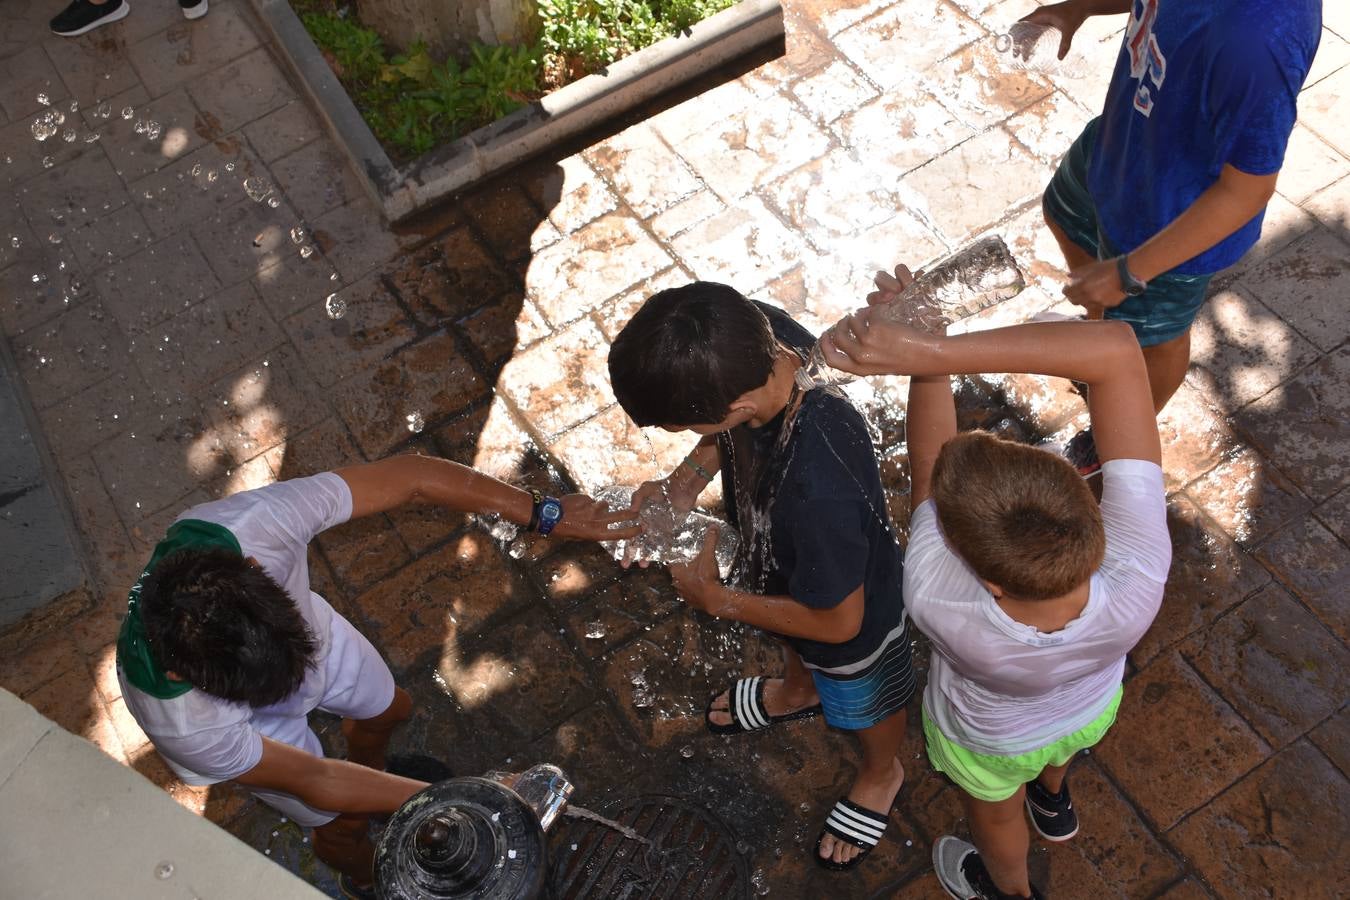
[549,795,749,900]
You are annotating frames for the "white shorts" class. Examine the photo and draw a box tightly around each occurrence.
[245,608,396,827]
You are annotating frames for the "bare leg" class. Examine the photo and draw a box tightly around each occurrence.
[343,687,412,771]
[313,814,377,886]
[1140,329,1191,413]
[1036,758,1072,794]
[818,709,908,865]
[965,788,1033,897]
[706,644,819,727]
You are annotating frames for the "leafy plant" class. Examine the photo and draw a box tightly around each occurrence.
[296,0,736,158]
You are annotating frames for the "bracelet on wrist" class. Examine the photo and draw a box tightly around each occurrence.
[527,490,543,532]
[681,455,715,483]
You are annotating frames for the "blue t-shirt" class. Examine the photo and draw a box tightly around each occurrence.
[717,304,906,670]
[1088,0,1321,275]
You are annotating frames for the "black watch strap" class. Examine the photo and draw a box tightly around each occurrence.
[527,490,543,532]
[1116,255,1147,296]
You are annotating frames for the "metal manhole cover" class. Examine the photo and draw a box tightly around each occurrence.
[549,795,750,900]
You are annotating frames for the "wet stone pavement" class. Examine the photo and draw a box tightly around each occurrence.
[1,0,1348,897]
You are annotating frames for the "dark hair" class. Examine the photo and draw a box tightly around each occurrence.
[608,282,778,427]
[139,547,317,706]
[931,431,1105,601]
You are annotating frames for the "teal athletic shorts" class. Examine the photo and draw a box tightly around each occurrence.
[922,687,1123,803]
[1043,117,1214,347]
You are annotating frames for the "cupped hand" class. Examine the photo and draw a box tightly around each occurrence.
[1019,1,1088,59]
[552,493,641,542]
[668,526,721,612]
[1063,258,1128,310]
[817,305,937,377]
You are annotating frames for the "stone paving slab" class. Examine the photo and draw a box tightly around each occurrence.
[0,0,1346,898]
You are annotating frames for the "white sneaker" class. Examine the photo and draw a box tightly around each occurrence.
[179,0,208,20]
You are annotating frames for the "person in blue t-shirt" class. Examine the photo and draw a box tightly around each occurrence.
[1032,0,1321,464]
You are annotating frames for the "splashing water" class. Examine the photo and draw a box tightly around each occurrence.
[30,109,64,141]
[242,176,272,202]
[289,226,307,244]
[563,807,655,848]
[593,485,738,576]
[95,100,112,119]
[10,236,20,249]
[266,196,281,209]
[585,622,607,639]
[324,293,345,319]
[405,412,425,433]
[41,156,54,169]
[36,93,49,106]
[121,106,134,120]
[61,129,76,143]
[299,245,314,259]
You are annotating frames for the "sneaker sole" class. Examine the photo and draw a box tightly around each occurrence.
[52,0,130,36]
[1025,797,1079,842]
[181,0,208,19]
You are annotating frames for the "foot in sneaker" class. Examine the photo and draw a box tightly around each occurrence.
[932,836,1044,900]
[179,0,208,20]
[1025,777,1079,841]
[50,0,130,36]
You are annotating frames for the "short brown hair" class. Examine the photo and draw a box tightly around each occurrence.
[930,431,1104,600]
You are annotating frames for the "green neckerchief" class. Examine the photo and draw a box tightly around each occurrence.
[116,519,242,699]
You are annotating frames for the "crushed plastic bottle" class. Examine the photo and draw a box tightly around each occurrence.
[795,235,1026,390]
[994,22,1090,77]
[593,485,738,577]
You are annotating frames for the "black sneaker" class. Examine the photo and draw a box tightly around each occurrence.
[932,836,1045,899]
[179,0,208,20]
[50,0,130,35]
[1064,427,1101,478]
[1025,777,1079,841]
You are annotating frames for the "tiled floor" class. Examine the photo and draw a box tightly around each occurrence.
[0,0,1347,896]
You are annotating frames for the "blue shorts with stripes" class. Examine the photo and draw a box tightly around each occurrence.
[1043,117,1215,348]
[810,621,916,731]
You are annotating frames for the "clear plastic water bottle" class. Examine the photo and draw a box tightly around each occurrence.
[594,485,738,577]
[795,235,1026,391]
[994,22,1089,77]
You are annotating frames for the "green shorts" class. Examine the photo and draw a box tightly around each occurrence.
[923,687,1123,803]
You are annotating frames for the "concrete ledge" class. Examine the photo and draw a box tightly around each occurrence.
[250,0,785,222]
[0,689,325,898]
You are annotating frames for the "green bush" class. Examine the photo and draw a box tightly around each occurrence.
[298,0,736,158]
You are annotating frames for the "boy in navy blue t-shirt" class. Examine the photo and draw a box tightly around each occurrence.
[1033,0,1321,445]
[608,283,913,872]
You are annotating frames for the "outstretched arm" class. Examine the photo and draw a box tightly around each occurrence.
[821,317,1160,466]
[234,737,426,816]
[335,455,639,542]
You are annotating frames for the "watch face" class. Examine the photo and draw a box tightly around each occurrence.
[541,500,563,520]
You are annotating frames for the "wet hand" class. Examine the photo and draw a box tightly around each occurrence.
[552,494,641,542]
[1063,258,1128,310]
[865,264,919,306]
[669,526,721,612]
[1020,2,1087,58]
[818,306,935,377]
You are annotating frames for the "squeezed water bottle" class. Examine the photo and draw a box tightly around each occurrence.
[795,235,1027,391]
[994,22,1089,77]
[594,485,738,577]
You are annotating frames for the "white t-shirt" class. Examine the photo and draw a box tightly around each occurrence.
[903,459,1171,756]
[118,473,354,785]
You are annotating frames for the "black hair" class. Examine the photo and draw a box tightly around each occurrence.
[139,547,317,706]
[607,282,778,426]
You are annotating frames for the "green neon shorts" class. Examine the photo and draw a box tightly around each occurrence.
[923,686,1123,803]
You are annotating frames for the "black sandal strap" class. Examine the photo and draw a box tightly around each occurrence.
[823,799,887,849]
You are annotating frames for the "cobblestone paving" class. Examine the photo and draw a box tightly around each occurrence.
[1,0,1347,897]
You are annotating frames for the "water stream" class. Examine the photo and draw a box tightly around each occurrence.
[563,805,655,848]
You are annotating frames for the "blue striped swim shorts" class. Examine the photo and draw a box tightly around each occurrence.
[810,620,916,731]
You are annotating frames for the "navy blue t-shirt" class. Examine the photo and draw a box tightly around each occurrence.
[718,304,905,670]
[1088,0,1321,274]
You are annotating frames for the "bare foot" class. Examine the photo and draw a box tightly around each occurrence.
[706,677,819,728]
[818,757,905,866]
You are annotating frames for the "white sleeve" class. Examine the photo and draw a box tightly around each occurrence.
[902,500,982,626]
[237,473,354,550]
[1098,459,1172,586]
